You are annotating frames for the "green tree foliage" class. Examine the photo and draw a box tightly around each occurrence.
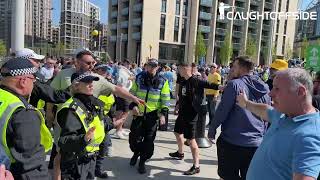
[195,31,207,63]
[0,40,7,58]
[219,32,233,66]
[301,37,309,59]
[246,36,257,59]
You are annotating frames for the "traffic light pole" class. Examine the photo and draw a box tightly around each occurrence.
[11,0,25,52]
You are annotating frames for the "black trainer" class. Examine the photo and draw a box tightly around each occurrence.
[130,153,139,166]
[138,161,146,174]
[169,151,184,160]
[183,165,200,175]
[95,170,109,179]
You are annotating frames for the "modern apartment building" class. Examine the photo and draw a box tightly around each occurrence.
[51,26,60,44]
[294,1,320,58]
[108,0,298,65]
[0,0,53,51]
[60,0,100,54]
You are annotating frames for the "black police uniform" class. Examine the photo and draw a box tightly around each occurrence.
[58,94,105,180]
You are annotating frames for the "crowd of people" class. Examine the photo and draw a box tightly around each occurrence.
[0,48,319,180]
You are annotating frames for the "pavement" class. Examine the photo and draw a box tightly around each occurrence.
[100,106,221,180]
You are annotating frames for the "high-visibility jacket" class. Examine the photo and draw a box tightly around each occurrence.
[130,72,170,114]
[98,94,115,114]
[37,99,46,109]
[58,98,105,153]
[0,89,53,163]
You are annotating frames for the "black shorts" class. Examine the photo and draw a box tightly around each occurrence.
[115,97,129,112]
[174,111,198,139]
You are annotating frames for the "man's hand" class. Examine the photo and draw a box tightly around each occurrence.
[0,165,14,180]
[237,89,248,108]
[159,115,166,125]
[132,106,140,116]
[132,96,145,105]
[85,127,95,142]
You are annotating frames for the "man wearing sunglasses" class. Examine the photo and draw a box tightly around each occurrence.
[0,58,53,180]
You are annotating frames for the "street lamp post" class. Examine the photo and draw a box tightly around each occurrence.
[11,0,25,51]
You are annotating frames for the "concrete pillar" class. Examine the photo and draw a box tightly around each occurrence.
[11,0,25,52]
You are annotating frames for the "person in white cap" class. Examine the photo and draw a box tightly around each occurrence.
[15,48,45,69]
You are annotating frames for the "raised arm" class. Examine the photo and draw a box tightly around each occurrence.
[237,90,271,122]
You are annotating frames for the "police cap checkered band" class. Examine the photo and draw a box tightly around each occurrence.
[71,72,99,83]
[1,57,37,77]
[15,48,45,60]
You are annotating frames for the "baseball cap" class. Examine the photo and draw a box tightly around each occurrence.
[94,63,113,74]
[71,72,99,84]
[270,59,288,71]
[15,48,45,60]
[146,59,159,67]
[1,57,37,77]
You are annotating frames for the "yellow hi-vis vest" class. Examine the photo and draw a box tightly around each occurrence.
[98,94,115,114]
[37,99,46,110]
[58,98,105,153]
[0,89,53,163]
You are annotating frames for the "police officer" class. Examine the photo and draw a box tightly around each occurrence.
[57,72,105,180]
[0,58,53,179]
[129,59,171,174]
[15,48,71,115]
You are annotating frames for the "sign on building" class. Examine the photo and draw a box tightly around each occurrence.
[306,46,320,71]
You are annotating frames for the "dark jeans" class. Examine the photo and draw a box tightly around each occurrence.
[206,95,217,125]
[216,137,257,180]
[129,112,158,161]
[61,156,96,180]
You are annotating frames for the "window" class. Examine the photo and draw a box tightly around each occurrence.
[174,30,179,42]
[282,36,286,54]
[286,0,289,12]
[161,14,166,27]
[160,28,165,40]
[276,20,280,33]
[174,17,180,30]
[278,0,281,12]
[181,18,187,43]
[176,0,181,15]
[183,0,188,16]
[161,0,167,13]
[284,20,287,34]
[160,14,166,40]
[159,45,167,59]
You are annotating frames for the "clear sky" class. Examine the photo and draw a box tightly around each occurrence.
[52,0,108,26]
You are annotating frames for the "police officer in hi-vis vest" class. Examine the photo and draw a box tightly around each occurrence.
[0,58,53,179]
[129,59,171,174]
[57,72,105,180]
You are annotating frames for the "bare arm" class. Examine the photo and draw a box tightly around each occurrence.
[237,90,271,122]
[293,173,316,180]
[112,85,144,105]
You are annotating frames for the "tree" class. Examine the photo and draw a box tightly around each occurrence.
[195,31,207,63]
[284,40,293,60]
[56,42,66,57]
[0,40,6,58]
[301,36,309,59]
[219,32,233,66]
[272,45,277,61]
[246,35,257,59]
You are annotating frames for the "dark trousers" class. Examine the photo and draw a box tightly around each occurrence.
[95,133,112,171]
[129,112,158,161]
[206,95,217,125]
[216,137,257,180]
[61,156,96,180]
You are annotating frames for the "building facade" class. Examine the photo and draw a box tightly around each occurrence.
[108,0,298,65]
[60,0,100,54]
[0,0,53,52]
[51,26,60,44]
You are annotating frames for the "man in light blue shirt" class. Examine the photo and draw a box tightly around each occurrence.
[237,68,320,180]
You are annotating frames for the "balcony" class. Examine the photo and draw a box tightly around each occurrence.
[110,36,117,42]
[235,7,245,13]
[121,7,129,16]
[120,21,128,28]
[248,33,257,39]
[233,43,241,49]
[249,21,257,28]
[217,18,228,23]
[110,23,117,30]
[132,18,142,26]
[233,31,243,38]
[265,2,273,10]
[263,24,271,30]
[199,12,212,21]
[122,34,128,41]
[198,25,211,33]
[111,11,118,18]
[215,28,226,35]
[132,32,141,40]
[216,40,224,47]
[250,0,259,6]
[261,35,269,42]
[234,19,244,26]
[200,0,213,7]
[133,3,142,12]
[111,0,118,6]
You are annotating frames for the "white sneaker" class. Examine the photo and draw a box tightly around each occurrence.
[114,131,126,139]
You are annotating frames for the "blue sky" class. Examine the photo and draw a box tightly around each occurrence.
[52,0,108,25]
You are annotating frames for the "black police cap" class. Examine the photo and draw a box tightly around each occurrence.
[1,57,37,77]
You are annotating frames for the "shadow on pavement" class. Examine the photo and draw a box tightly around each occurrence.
[103,156,218,180]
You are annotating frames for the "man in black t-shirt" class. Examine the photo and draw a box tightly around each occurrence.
[169,63,219,175]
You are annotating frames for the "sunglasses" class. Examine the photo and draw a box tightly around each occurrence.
[82,61,95,66]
